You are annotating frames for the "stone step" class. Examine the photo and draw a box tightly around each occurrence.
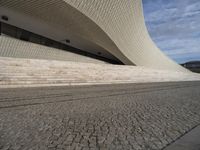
[0,70,184,77]
[0,57,200,88]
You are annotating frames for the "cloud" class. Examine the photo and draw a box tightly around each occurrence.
[143,0,200,63]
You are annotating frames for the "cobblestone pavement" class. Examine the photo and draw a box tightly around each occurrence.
[0,81,200,150]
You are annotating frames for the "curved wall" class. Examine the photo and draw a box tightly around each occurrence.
[0,35,109,64]
[64,0,187,72]
[0,0,187,71]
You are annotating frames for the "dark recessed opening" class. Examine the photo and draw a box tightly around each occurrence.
[66,39,70,43]
[20,30,30,41]
[1,16,8,21]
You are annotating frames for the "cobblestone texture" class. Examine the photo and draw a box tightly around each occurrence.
[0,82,200,150]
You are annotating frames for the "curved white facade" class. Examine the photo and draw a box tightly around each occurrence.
[0,0,187,71]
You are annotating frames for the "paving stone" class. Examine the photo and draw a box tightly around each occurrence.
[0,82,200,149]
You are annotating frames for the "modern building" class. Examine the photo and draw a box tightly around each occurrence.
[0,0,187,72]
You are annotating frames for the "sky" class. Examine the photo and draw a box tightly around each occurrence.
[142,0,200,64]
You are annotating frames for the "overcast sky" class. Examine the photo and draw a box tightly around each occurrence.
[142,0,200,64]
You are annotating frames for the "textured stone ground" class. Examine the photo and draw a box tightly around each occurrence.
[0,82,200,150]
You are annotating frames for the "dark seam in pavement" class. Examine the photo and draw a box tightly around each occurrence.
[0,84,192,105]
[0,83,199,102]
[0,84,199,109]
[0,82,198,96]
[0,82,199,98]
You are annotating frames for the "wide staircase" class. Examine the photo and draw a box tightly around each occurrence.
[0,57,200,88]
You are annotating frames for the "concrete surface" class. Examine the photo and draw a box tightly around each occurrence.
[164,125,200,150]
[0,81,200,149]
